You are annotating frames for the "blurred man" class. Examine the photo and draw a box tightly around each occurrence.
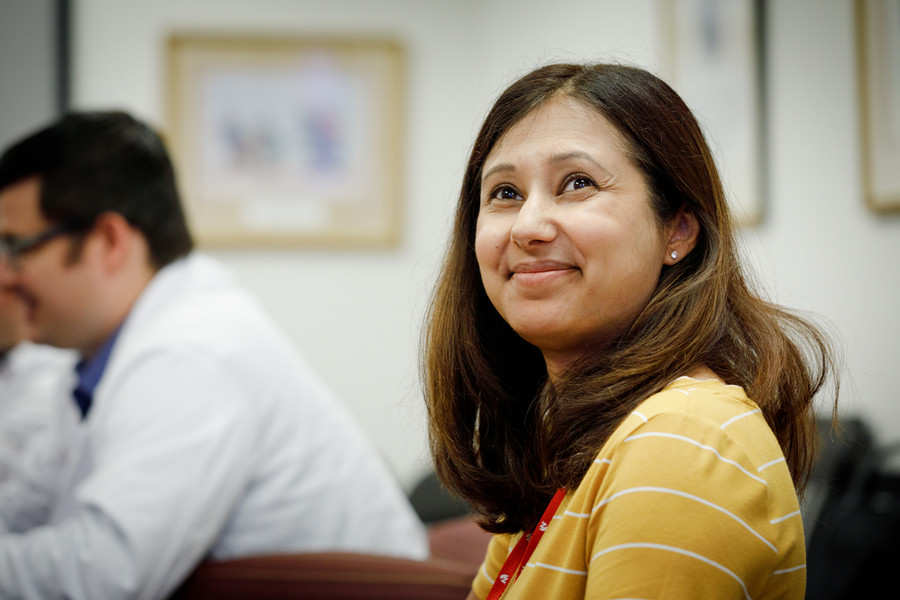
[0,282,75,479]
[0,111,427,600]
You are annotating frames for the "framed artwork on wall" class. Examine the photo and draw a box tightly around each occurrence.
[857,0,900,213]
[166,35,405,247]
[659,0,766,226]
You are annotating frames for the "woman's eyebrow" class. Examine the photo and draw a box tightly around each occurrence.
[481,162,516,184]
[550,151,612,178]
[482,152,613,185]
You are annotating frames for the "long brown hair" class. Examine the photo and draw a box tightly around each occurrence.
[422,63,838,534]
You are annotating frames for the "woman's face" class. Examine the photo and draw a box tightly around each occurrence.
[475,96,676,376]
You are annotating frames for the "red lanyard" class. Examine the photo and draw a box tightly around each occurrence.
[485,488,567,600]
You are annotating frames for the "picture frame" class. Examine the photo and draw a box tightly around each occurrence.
[165,35,405,247]
[856,0,900,213]
[659,0,766,226]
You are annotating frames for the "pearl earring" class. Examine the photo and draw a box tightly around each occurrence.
[670,250,679,260]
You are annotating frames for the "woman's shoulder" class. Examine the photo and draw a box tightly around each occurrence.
[565,378,805,600]
[640,375,758,420]
[597,375,780,466]
[628,376,761,433]
[573,374,796,524]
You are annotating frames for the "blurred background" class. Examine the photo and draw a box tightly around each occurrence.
[2,0,898,494]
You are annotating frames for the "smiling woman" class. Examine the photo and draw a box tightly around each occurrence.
[474,97,696,375]
[422,63,839,600]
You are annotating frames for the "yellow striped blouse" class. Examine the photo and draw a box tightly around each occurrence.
[472,376,806,600]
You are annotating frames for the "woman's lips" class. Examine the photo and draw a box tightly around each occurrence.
[509,261,578,285]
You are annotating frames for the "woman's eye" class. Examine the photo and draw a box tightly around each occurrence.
[490,186,523,201]
[563,176,596,192]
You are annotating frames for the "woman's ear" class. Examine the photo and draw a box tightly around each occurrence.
[663,205,700,265]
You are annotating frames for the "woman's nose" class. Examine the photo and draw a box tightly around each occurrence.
[509,193,557,248]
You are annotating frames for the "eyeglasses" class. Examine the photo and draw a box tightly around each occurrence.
[0,222,79,268]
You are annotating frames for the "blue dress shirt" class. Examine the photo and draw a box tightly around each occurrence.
[72,327,121,419]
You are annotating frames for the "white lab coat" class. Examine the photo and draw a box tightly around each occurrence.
[0,342,76,480]
[0,253,428,600]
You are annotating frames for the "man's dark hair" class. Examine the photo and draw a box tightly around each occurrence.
[0,110,194,268]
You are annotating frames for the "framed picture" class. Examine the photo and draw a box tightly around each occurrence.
[856,0,900,212]
[659,0,766,226]
[165,35,405,247]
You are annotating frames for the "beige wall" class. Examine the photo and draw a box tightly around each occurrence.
[69,0,900,488]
